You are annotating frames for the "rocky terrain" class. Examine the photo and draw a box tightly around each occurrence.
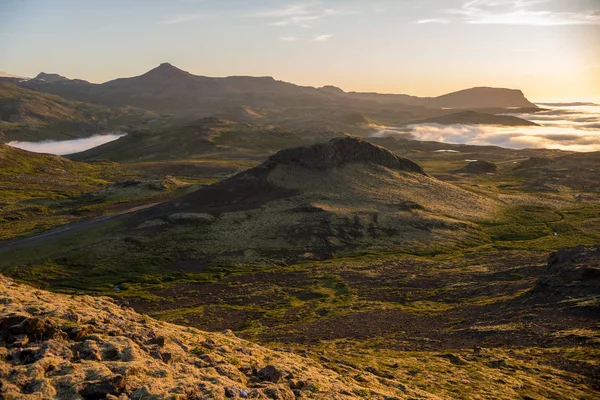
[1,244,599,399]
[0,275,423,399]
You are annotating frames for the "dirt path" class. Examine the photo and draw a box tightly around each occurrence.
[0,202,161,251]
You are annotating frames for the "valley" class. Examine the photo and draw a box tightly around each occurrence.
[0,62,598,399]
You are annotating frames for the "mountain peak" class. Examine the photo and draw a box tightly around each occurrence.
[143,63,191,79]
[33,72,70,83]
[264,136,426,173]
[319,85,346,95]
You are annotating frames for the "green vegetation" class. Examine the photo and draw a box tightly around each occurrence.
[1,125,599,398]
[68,117,345,163]
[0,144,245,240]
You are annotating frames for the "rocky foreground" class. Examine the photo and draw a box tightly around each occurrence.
[0,275,427,399]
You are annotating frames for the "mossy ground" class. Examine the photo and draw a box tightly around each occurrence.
[1,144,599,398]
[0,144,247,240]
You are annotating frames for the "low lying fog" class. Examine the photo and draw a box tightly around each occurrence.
[384,104,600,152]
[7,133,126,155]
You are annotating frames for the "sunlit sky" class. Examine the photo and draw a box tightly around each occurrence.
[1,0,599,101]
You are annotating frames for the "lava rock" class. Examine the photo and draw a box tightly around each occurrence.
[257,365,284,383]
[79,375,125,400]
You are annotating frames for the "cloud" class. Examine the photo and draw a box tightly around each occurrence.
[313,34,333,42]
[404,123,600,151]
[249,4,313,19]
[445,0,600,26]
[416,18,450,24]
[160,14,204,24]
[7,134,126,156]
[374,104,600,152]
[248,4,352,27]
[279,36,298,42]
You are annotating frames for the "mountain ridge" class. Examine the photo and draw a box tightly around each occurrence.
[19,63,538,114]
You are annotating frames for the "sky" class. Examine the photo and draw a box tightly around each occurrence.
[1,0,599,101]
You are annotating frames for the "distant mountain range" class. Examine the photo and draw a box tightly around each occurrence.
[17,63,537,115]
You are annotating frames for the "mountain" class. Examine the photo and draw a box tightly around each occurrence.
[318,85,346,95]
[317,85,537,109]
[19,64,538,116]
[0,274,413,399]
[427,87,537,109]
[407,110,539,126]
[0,83,156,142]
[21,63,338,115]
[32,72,71,83]
[52,138,497,269]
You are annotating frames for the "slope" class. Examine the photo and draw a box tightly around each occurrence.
[0,144,220,241]
[126,136,496,265]
[68,118,344,163]
[2,138,500,287]
[0,83,156,142]
[0,274,421,399]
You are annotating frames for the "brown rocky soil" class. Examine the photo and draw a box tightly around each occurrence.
[0,275,429,399]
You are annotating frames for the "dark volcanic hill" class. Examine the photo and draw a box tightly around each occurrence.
[19,64,538,115]
[266,136,424,172]
[63,137,498,267]
[408,110,539,126]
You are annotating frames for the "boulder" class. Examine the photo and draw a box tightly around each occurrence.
[257,365,284,383]
[79,375,125,400]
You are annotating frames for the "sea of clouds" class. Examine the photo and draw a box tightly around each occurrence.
[385,104,600,152]
[7,133,126,155]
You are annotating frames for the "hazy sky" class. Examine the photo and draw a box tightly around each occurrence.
[1,0,599,101]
